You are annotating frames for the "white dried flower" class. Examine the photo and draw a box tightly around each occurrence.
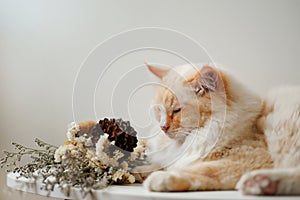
[94,167,103,173]
[75,136,85,143]
[112,169,125,182]
[71,149,80,157]
[66,132,73,142]
[66,122,80,141]
[48,167,57,174]
[84,137,93,147]
[127,174,135,184]
[95,134,110,157]
[121,172,135,184]
[32,169,40,177]
[128,152,137,161]
[61,183,70,196]
[46,175,57,184]
[54,144,75,163]
[113,150,124,161]
[93,152,110,167]
[108,167,113,174]
[68,122,80,133]
[133,137,147,159]
[86,149,95,160]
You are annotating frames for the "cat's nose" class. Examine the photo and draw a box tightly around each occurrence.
[160,125,169,132]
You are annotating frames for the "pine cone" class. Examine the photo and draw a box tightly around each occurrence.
[100,118,138,154]
[116,119,138,151]
[77,118,138,156]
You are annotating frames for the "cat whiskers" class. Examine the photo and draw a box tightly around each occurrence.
[171,128,194,138]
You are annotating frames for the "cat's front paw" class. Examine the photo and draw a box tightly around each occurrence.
[144,171,191,192]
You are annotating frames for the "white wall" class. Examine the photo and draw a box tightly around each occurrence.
[1,0,300,199]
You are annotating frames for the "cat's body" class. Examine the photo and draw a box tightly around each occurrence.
[141,63,300,195]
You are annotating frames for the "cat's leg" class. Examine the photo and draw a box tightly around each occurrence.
[144,159,243,192]
[236,168,300,195]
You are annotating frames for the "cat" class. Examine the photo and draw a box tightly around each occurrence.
[136,63,300,195]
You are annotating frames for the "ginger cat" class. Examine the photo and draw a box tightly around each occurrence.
[139,63,300,195]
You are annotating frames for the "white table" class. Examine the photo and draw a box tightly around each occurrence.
[6,173,300,200]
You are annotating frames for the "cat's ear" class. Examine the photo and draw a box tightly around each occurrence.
[146,62,170,79]
[189,66,220,95]
[200,66,220,91]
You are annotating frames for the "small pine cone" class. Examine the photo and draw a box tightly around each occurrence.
[115,119,138,152]
[99,118,138,154]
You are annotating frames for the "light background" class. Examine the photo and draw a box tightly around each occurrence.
[1,0,300,199]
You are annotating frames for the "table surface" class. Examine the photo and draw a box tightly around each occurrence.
[6,173,300,200]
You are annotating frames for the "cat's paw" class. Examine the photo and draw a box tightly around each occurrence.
[143,171,191,192]
[237,171,279,195]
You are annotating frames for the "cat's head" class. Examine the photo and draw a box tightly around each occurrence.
[148,63,228,140]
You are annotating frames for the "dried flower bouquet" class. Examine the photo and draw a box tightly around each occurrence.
[1,118,147,196]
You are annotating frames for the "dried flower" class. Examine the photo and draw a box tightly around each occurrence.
[113,150,124,161]
[127,174,135,184]
[67,122,80,141]
[112,169,126,182]
[54,144,75,163]
[95,133,110,157]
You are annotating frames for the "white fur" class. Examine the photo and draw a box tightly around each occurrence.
[262,86,300,169]
[158,104,167,127]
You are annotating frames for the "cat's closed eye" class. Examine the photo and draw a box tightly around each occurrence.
[173,108,181,115]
